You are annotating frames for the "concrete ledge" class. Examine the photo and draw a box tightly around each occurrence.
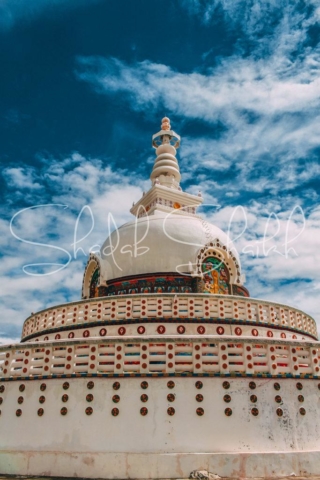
[1,450,320,478]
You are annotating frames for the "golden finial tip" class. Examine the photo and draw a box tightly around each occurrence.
[161,117,171,131]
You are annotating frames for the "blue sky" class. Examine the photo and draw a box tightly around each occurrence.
[1,0,320,343]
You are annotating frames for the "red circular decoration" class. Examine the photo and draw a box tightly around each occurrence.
[267,331,273,338]
[83,330,90,338]
[251,329,258,337]
[217,326,225,335]
[235,327,242,336]
[118,327,126,336]
[55,334,61,340]
[197,326,205,335]
[177,325,185,334]
[292,335,297,339]
[68,332,74,339]
[281,332,286,339]
[99,328,107,336]
[157,325,166,334]
[137,326,145,334]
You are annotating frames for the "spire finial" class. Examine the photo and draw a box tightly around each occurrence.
[161,117,171,131]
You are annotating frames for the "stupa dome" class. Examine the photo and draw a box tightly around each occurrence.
[99,211,241,282]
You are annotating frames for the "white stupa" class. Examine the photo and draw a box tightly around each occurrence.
[0,118,319,479]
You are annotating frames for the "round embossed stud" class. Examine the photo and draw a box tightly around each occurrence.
[195,381,203,390]
[60,407,68,416]
[167,407,175,416]
[85,407,93,415]
[61,394,69,403]
[167,381,175,389]
[251,407,259,416]
[87,381,94,390]
[16,409,22,417]
[249,381,256,390]
[276,408,283,417]
[17,396,24,405]
[250,395,257,403]
[140,394,148,403]
[223,381,230,390]
[296,382,303,391]
[39,396,45,404]
[86,394,93,402]
[141,381,148,390]
[63,382,69,390]
[19,384,25,392]
[112,395,120,403]
[196,407,204,416]
[37,408,44,417]
[167,393,175,402]
[0,386,4,393]
[40,383,46,392]
[140,407,148,416]
[298,395,304,403]
[99,328,107,337]
[196,394,204,402]
[299,407,306,415]
[223,394,231,403]
[225,408,232,416]
[275,395,282,404]
[113,382,120,391]
[111,408,119,416]
[274,382,281,391]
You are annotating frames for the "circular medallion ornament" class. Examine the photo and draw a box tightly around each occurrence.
[157,325,166,334]
[39,396,45,404]
[40,383,46,392]
[196,394,204,402]
[225,408,232,416]
[111,408,119,416]
[16,409,22,417]
[299,407,306,415]
[216,326,225,335]
[276,408,283,417]
[275,395,282,403]
[267,331,273,338]
[86,394,94,403]
[61,394,69,403]
[251,329,258,337]
[37,408,44,417]
[113,382,120,391]
[85,407,93,415]
[17,396,24,405]
[140,407,148,416]
[167,394,175,402]
[137,326,145,334]
[251,408,259,416]
[177,325,185,334]
[249,382,256,390]
[140,394,148,403]
[280,332,286,339]
[298,395,304,403]
[68,332,74,339]
[60,407,68,416]
[167,407,175,416]
[223,381,230,390]
[141,381,148,390]
[99,328,107,337]
[274,383,281,391]
[0,386,4,393]
[83,330,90,338]
[87,381,94,390]
[235,327,242,336]
[296,382,303,390]
[223,394,231,403]
[118,327,126,336]
[196,407,204,416]
[195,381,203,390]
[112,395,120,404]
[19,384,25,392]
[63,382,69,390]
[250,395,257,403]
[197,326,206,335]
[167,381,175,389]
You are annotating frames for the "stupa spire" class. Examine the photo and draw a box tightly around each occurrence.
[151,117,181,190]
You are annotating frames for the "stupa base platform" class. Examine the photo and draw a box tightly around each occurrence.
[1,451,320,479]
